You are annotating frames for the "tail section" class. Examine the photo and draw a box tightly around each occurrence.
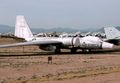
[104,27,120,39]
[15,15,34,41]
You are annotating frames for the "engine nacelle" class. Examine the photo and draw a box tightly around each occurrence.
[39,45,56,51]
[79,36,114,49]
[80,40,101,49]
[59,37,80,47]
[79,36,101,49]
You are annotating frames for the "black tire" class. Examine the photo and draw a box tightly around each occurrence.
[55,48,61,54]
[71,48,77,54]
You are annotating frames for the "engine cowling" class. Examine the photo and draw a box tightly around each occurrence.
[59,37,80,47]
[79,36,114,49]
[80,40,102,49]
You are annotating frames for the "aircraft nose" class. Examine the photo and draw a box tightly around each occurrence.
[102,42,114,49]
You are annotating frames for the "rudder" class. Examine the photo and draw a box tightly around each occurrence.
[104,27,120,39]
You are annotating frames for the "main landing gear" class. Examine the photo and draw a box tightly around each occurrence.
[82,49,91,53]
[70,48,77,54]
[55,48,61,54]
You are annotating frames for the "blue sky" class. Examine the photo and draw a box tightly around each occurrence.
[0,0,120,29]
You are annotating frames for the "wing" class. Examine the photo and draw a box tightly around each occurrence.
[0,40,62,48]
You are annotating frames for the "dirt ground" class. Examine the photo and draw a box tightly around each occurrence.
[0,54,119,83]
[0,37,120,83]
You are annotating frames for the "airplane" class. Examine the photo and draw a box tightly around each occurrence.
[0,15,114,53]
[104,27,120,45]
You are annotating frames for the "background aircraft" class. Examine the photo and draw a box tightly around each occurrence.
[104,27,120,45]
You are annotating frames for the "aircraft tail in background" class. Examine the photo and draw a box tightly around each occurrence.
[15,15,34,41]
[104,27,120,39]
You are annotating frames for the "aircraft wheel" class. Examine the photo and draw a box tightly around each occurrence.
[89,49,91,52]
[71,48,77,54]
[55,48,61,54]
[82,49,91,53]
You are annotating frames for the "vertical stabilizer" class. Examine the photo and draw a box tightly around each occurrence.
[104,27,120,39]
[15,15,34,41]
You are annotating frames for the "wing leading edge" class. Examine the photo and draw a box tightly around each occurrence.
[0,40,62,48]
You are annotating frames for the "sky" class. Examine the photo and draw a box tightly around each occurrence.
[0,0,120,30]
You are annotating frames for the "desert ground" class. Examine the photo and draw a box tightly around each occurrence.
[0,37,119,83]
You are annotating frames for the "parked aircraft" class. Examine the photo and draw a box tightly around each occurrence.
[104,27,120,39]
[0,15,114,53]
[92,32,106,38]
[35,33,49,37]
[104,27,120,45]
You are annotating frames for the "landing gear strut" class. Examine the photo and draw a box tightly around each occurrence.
[55,48,61,54]
[71,48,77,54]
[54,45,61,54]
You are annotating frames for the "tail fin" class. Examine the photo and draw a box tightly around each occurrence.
[104,27,120,39]
[15,15,34,41]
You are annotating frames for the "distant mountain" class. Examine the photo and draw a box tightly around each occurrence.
[96,27,105,33]
[1,24,120,33]
[0,25,81,33]
[31,27,80,33]
[0,25,82,33]
[0,25,14,33]
[31,27,100,33]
